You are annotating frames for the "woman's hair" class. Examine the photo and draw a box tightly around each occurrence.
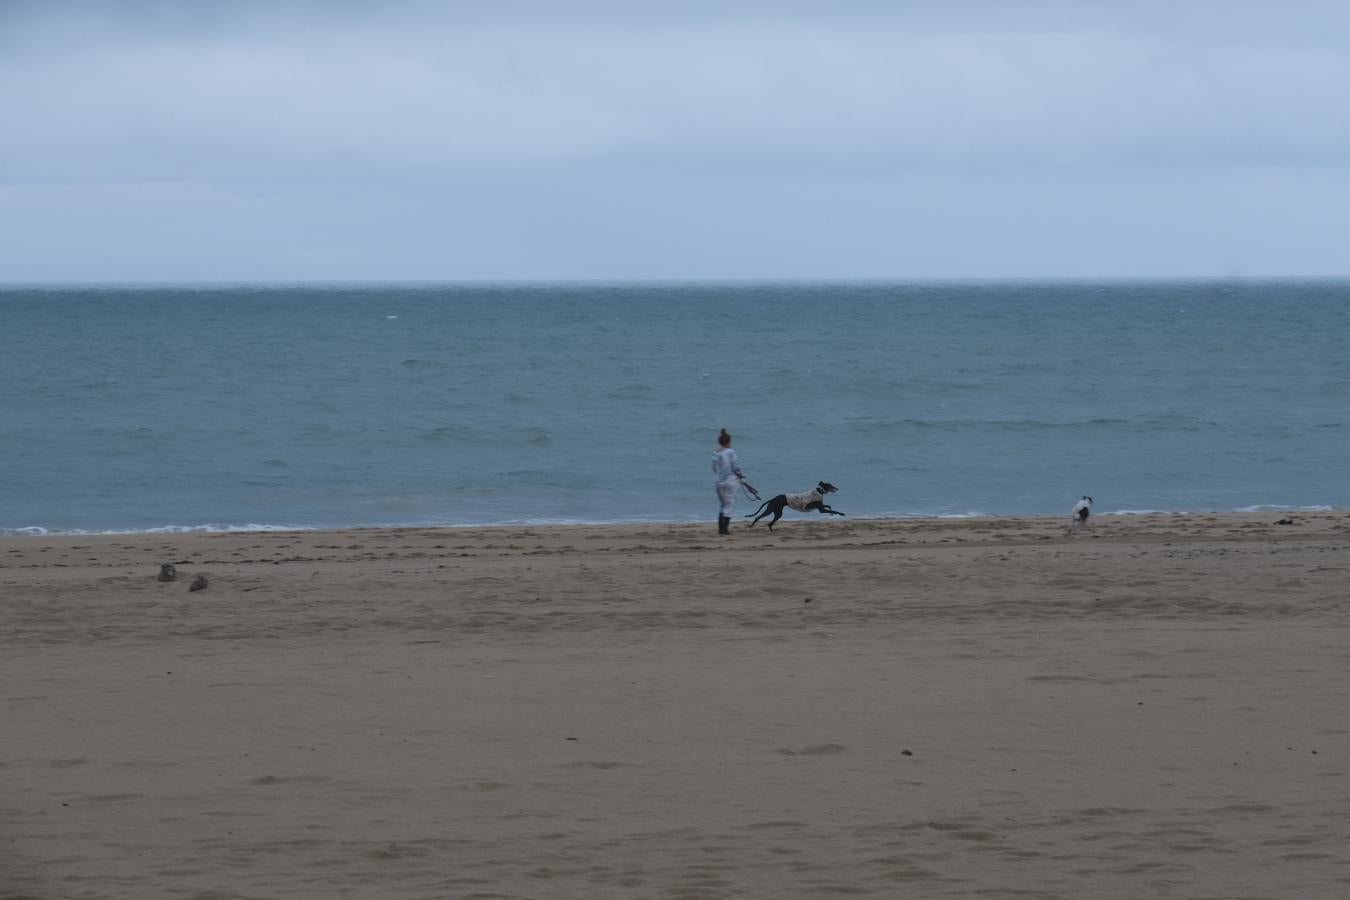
[718,428,732,447]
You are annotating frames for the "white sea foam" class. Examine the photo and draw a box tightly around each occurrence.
[139,523,318,534]
[1109,509,1178,516]
[0,523,318,537]
[854,511,994,520]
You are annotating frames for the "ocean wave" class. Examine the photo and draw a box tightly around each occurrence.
[0,516,698,536]
[606,383,655,400]
[844,417,1214,435]
[414,425,552,446]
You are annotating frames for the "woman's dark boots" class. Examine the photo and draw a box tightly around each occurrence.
[718,515,730,535]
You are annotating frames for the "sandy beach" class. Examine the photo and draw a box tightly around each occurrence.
[5,511,1350,899]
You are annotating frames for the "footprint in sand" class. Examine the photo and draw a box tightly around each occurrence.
[249,774,332,786]
[775,743,849,756]
[366,843,431,860]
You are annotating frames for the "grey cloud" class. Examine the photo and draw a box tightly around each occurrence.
[3,1,1349,280]
[4,3,1350,185]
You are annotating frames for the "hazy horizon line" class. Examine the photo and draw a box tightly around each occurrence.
[4,275,1349,288]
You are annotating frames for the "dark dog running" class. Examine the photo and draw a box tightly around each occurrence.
[745,481,844,530]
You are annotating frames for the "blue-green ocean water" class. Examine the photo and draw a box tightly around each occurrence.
[2,281,1346,534]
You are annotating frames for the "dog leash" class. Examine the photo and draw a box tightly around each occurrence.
[740,481,761,501]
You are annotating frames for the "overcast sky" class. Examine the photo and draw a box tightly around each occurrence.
[3,0,1348,281]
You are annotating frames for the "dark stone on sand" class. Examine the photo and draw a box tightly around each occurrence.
[157,563,177,582]
[188,574,209,592]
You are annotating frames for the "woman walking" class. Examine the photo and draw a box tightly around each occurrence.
[711,428,754,535]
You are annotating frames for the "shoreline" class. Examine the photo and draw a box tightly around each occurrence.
[7,509,1350,897]
[3,506,1347,547]
[2,504,1342,539]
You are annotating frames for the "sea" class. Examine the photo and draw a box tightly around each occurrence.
[2,280,1346,535]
